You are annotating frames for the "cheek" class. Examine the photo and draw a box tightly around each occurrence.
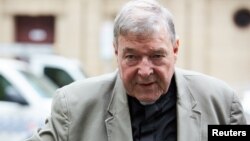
[154,65,174,89]
[122,68,135,82]
[120,66,141,94]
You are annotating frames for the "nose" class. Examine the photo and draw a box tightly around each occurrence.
[138,57,153,77]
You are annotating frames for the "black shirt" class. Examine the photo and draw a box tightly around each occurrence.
[128,77,177,141]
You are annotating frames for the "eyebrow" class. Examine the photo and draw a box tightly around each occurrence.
[122,47,136,53]
[122,47,167,56]
[152,48,167,54]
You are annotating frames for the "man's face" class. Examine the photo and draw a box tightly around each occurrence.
[115,31,179,104]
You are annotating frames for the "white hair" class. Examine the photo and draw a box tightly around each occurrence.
[113,0,176,46]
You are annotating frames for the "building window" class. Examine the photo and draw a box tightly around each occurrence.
[15,16,55,44]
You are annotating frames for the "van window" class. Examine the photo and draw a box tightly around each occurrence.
[0,75,28,105]
[20,71,55,98]
[44,67,74,87]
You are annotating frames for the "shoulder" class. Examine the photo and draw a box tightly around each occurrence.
[175,68,246,124]
[48,71,121,135]
[53,70,119,108]
[62,70,118,93]
[175,68,234,92]
[175,68,237,105]
[61,71,117,92]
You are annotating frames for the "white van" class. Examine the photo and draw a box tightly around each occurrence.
[0,58,57,141]
[27,54,88,88]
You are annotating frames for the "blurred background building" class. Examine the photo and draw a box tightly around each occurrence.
[0,0,250,96]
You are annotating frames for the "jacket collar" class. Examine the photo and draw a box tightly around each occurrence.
[105,68,202,141]
[105,70,133,141]
[175,68,201,141]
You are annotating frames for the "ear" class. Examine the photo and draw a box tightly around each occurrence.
[173,37,179,61]
[113,42,118,56]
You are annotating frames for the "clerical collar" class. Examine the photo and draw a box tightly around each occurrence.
[127,75,177,141]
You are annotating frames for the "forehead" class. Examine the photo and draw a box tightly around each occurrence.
[118,35,171,55]
[117,33,170,48]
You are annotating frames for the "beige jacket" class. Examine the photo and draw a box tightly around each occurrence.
[26,68,246,141]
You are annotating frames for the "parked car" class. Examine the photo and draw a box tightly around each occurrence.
[0,58,57,141]
[26,54,88,88]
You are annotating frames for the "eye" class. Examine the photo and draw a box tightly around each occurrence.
[125,54,140,61]
[151,54,164,59]
[126,55,136,59]
[124,54,140,65]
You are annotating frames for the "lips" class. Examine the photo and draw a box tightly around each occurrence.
[138,82,155,86]
[135,76,157,87]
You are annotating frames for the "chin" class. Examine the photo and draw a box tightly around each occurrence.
[139,100,156,105]
[137,95,160,104]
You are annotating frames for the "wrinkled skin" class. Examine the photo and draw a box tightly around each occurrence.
[115,31,179,104]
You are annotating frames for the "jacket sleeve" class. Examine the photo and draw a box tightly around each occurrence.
[230,92,247,124]
[25,88,70,141]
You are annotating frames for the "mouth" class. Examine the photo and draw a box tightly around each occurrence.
[138,82,155,87]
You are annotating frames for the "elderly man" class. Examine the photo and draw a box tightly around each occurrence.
[26,0,246,141]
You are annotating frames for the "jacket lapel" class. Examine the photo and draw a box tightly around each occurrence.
[175,68,201,141]
[104,69,202,141]
[105,73,133,141]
